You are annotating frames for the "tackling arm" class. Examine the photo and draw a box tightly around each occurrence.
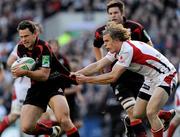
[76,57,112,76]
[76,64,126,84]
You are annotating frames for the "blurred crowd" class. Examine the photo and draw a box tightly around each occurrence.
[0,0,179,137]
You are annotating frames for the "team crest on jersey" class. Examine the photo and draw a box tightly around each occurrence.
[118,52,129,64]
[42,55,50,67]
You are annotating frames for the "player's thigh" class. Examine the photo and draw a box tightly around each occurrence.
[20,104,44,128]
[49,94,70,120]
[147,87,169,114]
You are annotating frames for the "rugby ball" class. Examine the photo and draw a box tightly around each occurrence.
[11,57,35,70]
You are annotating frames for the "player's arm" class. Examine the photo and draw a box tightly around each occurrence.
[7,45,18,67]
[92,27,105,73]
[11,66,50,81]
[76,64,126,84]
[93,46,103,61]
[76,57,112,76]
[25,67,50,81]
[7,54,17,68]
[141,29,153,47]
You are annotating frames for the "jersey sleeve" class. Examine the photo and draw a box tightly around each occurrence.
[10,45,19,58]
[116,43,133,67]
[129,21,151,43]
[41,45,52,68]
[105,52,117,62]
[140,29,151,43]
[93,26,105,48]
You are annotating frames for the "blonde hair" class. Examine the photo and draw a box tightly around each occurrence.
[103,22,131,41]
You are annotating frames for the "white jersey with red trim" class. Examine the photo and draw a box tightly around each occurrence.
[105,40,176,79]
[105,40,177,95]
[10,44,31,114]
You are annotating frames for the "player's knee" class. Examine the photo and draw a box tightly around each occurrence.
[21,122,36,134]
[21,125,33,134]
[57,112,72,130]
[146,107,157,119]
[133,109,144,119]
[8,113,20,122]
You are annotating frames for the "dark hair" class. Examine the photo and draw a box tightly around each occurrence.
[107,0,125,14]
[17,20,36,33]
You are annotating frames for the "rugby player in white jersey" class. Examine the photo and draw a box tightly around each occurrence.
[72,22,178,137]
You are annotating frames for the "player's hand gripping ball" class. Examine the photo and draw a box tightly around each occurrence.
[11,57,35,70]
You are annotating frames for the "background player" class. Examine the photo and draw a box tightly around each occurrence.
[93,0,153,136]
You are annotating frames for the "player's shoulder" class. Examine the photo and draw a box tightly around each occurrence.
[124,19,144,29]
[94,25,106,39]
[37,38,47,46]
[95,25,106,33]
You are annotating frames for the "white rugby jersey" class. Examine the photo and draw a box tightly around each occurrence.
[11,44,19,58]
[10,45,31,95]
[105,40,176,79]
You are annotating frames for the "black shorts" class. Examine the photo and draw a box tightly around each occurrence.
[111,70,150,103]
[23,84,64,112]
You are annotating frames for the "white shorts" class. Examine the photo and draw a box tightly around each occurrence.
[11,77,31,114]
[140,72,178,96]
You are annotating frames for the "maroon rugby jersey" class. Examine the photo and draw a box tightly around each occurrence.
[17,38,77,89]
[93,18,151,48]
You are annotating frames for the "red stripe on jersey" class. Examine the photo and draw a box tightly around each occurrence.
[44,41,53,56]
[11,88,17,100]
[133,28,141,34]
[36,45,43,58]
[126,41,160,67]
[164,72,176,85]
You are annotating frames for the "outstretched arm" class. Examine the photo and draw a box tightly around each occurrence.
[76,64,126,84]
[76,57,112,76]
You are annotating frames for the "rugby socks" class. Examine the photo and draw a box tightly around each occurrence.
[33,122,52,135]
[0,116,10,133]
[158,110,172,120]
[151,128,163,137]
[66,127,80,137]
[167,123,176,137]
[37,119,59,136]
[38,119,58,128]
[131,119,147,137]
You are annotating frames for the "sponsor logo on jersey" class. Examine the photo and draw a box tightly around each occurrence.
[42,55,50,67]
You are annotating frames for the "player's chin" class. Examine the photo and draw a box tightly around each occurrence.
[111,19,118,23]
[24,43,30,48]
